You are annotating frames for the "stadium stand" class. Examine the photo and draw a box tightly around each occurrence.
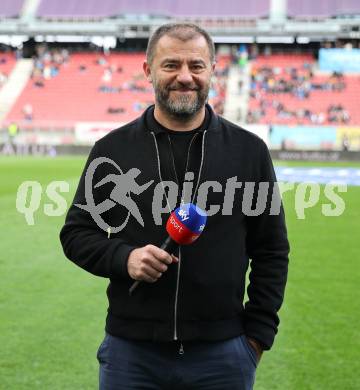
[4,51,230,125]
[0,0,24,18]
[287,0,360,18]
[248,54,360,126]
[36,0,269,19]
[1,0,360,152]
[0,53,16,89]
[6,52,151,124]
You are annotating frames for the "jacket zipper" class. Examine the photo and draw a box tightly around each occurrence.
[173,247,181,343]
[151,130,207,354]
[167,133,198,348]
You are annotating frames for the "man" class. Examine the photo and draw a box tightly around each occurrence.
[60,23,289,390]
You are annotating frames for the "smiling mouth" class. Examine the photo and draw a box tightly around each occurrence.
[171,89,197,92]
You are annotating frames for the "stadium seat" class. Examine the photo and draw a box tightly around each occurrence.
[249,54,360,125]
[0,52,17,90]
[5,52,230,126]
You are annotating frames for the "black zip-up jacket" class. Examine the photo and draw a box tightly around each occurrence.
[60,105,289,350]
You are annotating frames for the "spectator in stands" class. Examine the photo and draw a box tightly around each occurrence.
[107,106,125,114]
[7,122,18,144]
[22,103,33,121]
[30,45,68,85]
[208,65,229,115]
[342,135,350,151]
[249,59,353,125]
[43,65,51,80]
[60,23,289,390]
[34,79,44,88]
[327,104,350,124]
[101,68,112,84]
[95,56,108,66]
[0,71,7,87]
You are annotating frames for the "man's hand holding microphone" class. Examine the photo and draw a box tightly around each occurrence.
[127,245,179,284]
[128,203,207,296]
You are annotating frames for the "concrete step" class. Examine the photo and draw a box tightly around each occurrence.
[0,59,33,124]
[223,63,251,124]
[20,0,42,19]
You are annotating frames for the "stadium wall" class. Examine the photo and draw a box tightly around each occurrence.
[2,123,360,151]
[1,142,360,162]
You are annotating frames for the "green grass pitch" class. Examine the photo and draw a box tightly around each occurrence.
[0,156,359,389]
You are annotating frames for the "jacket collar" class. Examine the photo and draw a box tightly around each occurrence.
[136,103,220,134]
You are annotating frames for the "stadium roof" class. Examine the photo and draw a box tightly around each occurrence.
[1,0,360,42]
[36,0,270,19]
[0,0,24,18]
[288,0,360,18]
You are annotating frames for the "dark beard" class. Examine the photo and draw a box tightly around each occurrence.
[154,83,209,121]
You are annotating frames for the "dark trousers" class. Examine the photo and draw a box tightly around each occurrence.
[97,333,257,390]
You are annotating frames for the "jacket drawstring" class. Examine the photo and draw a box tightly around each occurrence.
[150,130,207,208]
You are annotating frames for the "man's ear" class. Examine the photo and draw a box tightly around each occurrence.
[143,61,152,83]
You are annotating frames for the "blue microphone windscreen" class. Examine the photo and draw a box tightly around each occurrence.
[174,203,207,234]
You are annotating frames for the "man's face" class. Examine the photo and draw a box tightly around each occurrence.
[144,34,215,119]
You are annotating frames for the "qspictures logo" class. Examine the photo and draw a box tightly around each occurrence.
[15,157,348,228]
[75,157,154,233]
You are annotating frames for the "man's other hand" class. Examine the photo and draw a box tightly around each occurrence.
[246,337,263,363]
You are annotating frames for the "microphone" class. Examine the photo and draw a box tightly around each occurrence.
[129,203,207,296]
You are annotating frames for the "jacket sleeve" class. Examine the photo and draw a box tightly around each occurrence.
[59,142,138,279]
[243,140,290,350]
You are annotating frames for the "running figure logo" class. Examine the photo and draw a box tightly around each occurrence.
[76,157,153,233]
